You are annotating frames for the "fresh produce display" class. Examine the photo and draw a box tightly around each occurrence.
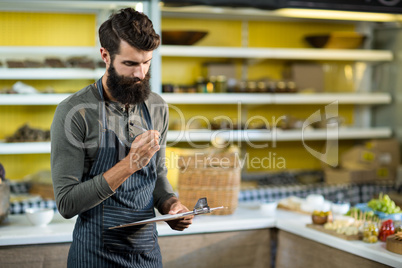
[346,207,379,222]
[367,193,401,214]
[379,219,395,242]
[313,210,332,217]
[324,219,359,236]
[312,210,333,225]
[362,222,379,243]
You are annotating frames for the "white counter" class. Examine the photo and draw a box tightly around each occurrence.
[0,203,275,246]
[276,211,402,267]
[0,204,400,267]
[0,213,75,246]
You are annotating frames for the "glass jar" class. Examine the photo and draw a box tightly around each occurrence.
[362,221,379,243]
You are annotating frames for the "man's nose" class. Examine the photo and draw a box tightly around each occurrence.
[133,64,146,80]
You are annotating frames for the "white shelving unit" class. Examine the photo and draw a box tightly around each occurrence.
[0,142,51,155]
[160,46,393,61]
[0,46,105,80]
[157,4,396,165]
[0,127,392,154]
[0,2,396,157]
[166,128,392,143]
[0,46,98,56]
[0,69,105,80]
[0,94,71,105]
[162,93,391,105]
[0,92,391,105]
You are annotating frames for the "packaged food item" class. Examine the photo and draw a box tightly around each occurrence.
[362,222,379,243]
[379,219,395,242]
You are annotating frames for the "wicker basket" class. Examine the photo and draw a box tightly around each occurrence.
[177,146,241,215]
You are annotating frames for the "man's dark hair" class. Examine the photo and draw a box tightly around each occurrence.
[99,8,160,59]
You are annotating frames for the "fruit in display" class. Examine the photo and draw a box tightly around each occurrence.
[367,193,401,214]
[312,210,333,225]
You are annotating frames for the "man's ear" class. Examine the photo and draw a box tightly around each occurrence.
[100,47,110,65]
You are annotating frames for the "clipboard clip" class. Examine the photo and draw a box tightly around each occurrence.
[193,197,211,215]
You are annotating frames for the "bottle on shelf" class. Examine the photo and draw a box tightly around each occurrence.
[206,76,216,93]
[215,75,227,93]
[196,77,207,93]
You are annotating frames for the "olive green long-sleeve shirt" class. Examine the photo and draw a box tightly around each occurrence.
[50,83,175,219]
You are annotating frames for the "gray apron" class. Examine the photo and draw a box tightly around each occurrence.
[67,78,162,268]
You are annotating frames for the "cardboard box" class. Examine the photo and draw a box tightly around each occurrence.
[339,139,400,181]
[290,63,324,92]
[341,145,378,170]
[324,165,395,184]
[324,167,376,185]
[365,139,400,169]
[375,166,396,181]
[203,63,237,80]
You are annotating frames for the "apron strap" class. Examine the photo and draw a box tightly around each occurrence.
[96,77,108,130]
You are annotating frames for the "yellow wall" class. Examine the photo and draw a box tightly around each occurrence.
[0,12,96,46]
[161,18,355,85]
[0,11,96,179]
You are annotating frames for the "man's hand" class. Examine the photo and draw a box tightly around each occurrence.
[162,197,193,231]
[103,130,160,191]
[126,130,160,173]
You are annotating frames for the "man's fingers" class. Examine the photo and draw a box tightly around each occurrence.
[173,222,191,230]
[132,130,160,148]
[136,130,160,141]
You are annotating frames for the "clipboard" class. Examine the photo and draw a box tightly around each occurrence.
[109,197,224,229]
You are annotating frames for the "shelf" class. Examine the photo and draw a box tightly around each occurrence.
[161,93,391,105]
[161,93,274,104]
[0,128,391,154]
[0,142,50,155]
[0,1,141,13]
[0,93,391,105]
[0,46,99,57]
[160,46,393,62]
[0,94,71,105]
[166,128,392,143]
[0,68,105,80]
[271,93,392,105]
[161,5,402,23]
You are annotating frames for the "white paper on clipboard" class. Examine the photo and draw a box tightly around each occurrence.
[109,197,224,229]
[109,211,194,229]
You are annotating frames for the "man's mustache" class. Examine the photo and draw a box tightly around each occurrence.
[120,76,143,84]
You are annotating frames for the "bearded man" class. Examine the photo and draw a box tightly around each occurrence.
[50,8,192,268]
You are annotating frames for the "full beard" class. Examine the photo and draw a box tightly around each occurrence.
[106,63,151,105]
